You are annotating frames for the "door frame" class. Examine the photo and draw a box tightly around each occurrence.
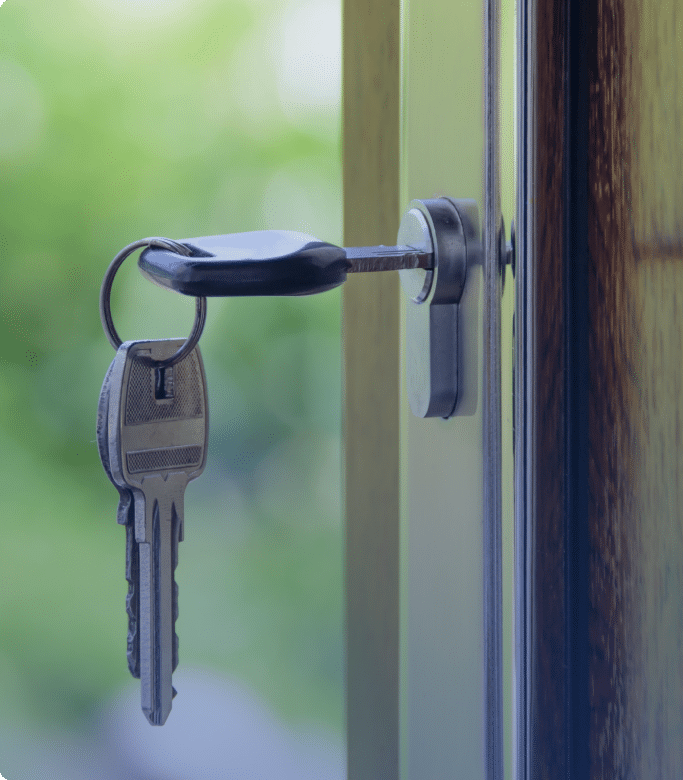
[342,0,506,777]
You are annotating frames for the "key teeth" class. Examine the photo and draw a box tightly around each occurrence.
[125,584,140,677]
[127,648,140,678]
[173,631,179,673]
[125,523,141,679]
[172,506,180,672]
[172,574,179,672]
[127,596,140,679]
[117,490,133,525]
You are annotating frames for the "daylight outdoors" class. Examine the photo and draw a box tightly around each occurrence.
[0,0,344,777]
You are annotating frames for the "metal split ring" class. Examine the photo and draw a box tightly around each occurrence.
[99,237,207,368]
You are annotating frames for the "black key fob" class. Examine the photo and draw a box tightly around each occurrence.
[139,230,349,297]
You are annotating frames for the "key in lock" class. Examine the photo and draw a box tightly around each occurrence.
[139,197,492,418]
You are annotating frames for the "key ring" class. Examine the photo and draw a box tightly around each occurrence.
[100,237,207,368]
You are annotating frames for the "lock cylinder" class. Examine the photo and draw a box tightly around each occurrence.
[398,197,481,419]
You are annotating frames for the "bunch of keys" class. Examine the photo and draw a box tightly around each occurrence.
[97,239,209,726]
[97,208,472,724]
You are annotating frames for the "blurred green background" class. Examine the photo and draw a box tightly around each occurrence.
[0,0,344,776]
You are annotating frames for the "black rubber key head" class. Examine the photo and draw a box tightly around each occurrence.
[138,230,349,297]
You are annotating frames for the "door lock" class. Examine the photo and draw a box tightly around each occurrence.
[397,198,481,418]
[133,197,482,418]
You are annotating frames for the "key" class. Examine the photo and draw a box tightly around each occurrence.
[97,357,140,678]
[106,338,209,725]
[138,230,433,298]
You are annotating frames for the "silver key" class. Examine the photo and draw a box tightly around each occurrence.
[107,338,208,725]
[97,358,140,679]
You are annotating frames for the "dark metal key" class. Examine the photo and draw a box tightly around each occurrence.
[138,230,433,298]
[106,338,208,725]
[97,358,140,679]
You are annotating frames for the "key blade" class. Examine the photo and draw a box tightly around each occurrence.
[137,486,179,726]
[344,245,433,273]
[136,478,185,715]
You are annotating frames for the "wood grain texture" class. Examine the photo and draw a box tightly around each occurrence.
[587,0,639,774]
[588,0,683,775]
[342,0,401,776]
[526,0,568,775]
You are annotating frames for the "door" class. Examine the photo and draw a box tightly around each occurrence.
[345,0,683,778]
[343,0,515,778]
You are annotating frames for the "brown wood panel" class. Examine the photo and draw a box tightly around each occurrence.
[587,0,639,774]
[342,0,401,776]
[588,0,683,775]
[524,0,568,774]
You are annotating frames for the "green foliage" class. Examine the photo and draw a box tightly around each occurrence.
[0,0,343,743]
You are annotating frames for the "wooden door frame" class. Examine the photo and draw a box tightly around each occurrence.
[516,0,593,774]
[515,0,683,775]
